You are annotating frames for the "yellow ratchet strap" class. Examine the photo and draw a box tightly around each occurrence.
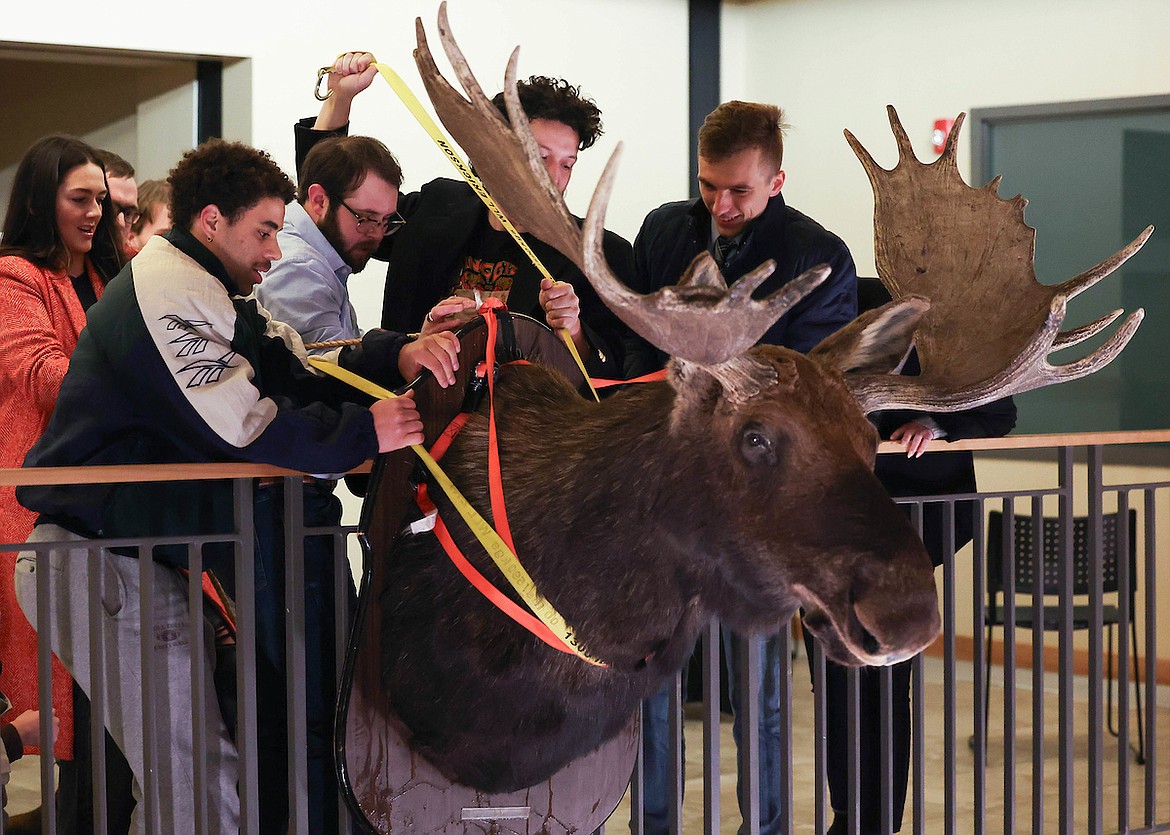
[359,58,600,402]
[307,356,605,667]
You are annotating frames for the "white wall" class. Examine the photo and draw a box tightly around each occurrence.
[721,0,1170,276]
[6,0,691,317]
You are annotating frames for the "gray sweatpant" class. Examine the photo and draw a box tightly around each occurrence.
[15,524,239,834]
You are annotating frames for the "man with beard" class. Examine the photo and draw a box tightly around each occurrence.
[257,134,411,347]
[249,134,461,835]
[296,51,643,381]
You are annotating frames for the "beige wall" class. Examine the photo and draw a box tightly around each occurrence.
[0,57,196,222]
[722,0,1170,277]
[720,0,1170,674]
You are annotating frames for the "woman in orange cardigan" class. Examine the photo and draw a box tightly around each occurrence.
[0,135,124,828]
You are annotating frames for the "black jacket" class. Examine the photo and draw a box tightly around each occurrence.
[632,192,858,369]
[295,118,640,379]
[19,229,389,568]
[863,276,1018,565]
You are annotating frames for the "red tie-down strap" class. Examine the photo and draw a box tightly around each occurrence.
[415,299,600,660]
[413,301,667,663]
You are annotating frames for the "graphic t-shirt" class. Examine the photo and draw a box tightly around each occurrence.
[453,225,544,317]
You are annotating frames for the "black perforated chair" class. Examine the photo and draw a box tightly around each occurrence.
[981,509,1144,762]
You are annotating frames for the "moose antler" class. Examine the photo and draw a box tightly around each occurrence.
[413,2,830,367]
[844,106,1150,414]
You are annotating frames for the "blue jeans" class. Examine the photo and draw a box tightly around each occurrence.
[641,628,783,835]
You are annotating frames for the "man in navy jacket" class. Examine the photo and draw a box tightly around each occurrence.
[635,100,858,835]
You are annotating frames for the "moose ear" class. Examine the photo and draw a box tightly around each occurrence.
[809,296,930,375]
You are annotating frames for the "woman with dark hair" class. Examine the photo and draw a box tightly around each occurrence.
[0,134,125,831]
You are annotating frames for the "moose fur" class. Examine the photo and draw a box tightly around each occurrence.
[353,6,1147,804]
[379,320,941,792]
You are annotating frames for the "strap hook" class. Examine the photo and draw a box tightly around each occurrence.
[314,67,334,102]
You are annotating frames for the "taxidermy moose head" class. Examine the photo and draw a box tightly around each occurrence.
[373,4,1149,794]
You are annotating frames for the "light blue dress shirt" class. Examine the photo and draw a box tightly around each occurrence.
[256,201,361,350]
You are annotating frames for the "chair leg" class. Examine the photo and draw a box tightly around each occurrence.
[983,621,993,743]
[1132,615,1144,765]
[1107,623,1117,738]
[968,619,994,752]
[1105,620,1146,765]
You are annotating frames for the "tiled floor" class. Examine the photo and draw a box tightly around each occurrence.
[6,659,1168,833]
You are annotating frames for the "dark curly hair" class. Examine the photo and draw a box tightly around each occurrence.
[490,76,603,151]
[0,134,123,282]
[168,139,295,230]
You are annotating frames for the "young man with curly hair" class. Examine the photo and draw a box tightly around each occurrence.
[295,52,640,380]
[14,139,443,835]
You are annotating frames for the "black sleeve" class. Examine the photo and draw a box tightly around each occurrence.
[294,116,348,176]
[2,721,23,762]
[874,349,1018,442]
[294,117,396,264]
[573,231,654,380]
[336,328,410,392]
[626,215,669,375]
[930,396,1018,441]
[877,396,1017,442]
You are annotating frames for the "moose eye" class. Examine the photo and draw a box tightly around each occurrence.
[738,423,778,466]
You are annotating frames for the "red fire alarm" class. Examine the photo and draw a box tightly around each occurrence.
[932,118,955,154]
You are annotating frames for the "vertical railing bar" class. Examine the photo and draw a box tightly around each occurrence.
[879,665,893,835]
[812,640,827,835]
[139,544,160,834]
[907,500,925,835]
[188,542,208,835]
[285,477,309,835]
[1002,499,1016,835]
[845,666,858,835]
[34,540,57,835]
[1028,496,1045,835]
[1056,446,1075,835]
[702,619,720,835]
[970,499,986,835]
[1142,488,1157,827]
[777,624,793,835]
[911,652,926,835]
[88,542,109,835]
[630,703,644,835]
[1087,446,1105,834]
[334,529,352,835]
[739,633,760,835]
[234,477,259,835]
[941,498,957,835]
[1116,489,1132,834]
[668,661,683,835]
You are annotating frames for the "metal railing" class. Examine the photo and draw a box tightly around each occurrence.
[1,432,1167,834]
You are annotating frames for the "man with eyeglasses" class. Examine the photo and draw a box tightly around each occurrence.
[250,132,461,835]
[257,134,414,349]
[96,149,140,258]
[294,51,643,381]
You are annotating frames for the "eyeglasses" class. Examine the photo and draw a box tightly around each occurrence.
[114,203,141,226]
[336,197,406,237]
